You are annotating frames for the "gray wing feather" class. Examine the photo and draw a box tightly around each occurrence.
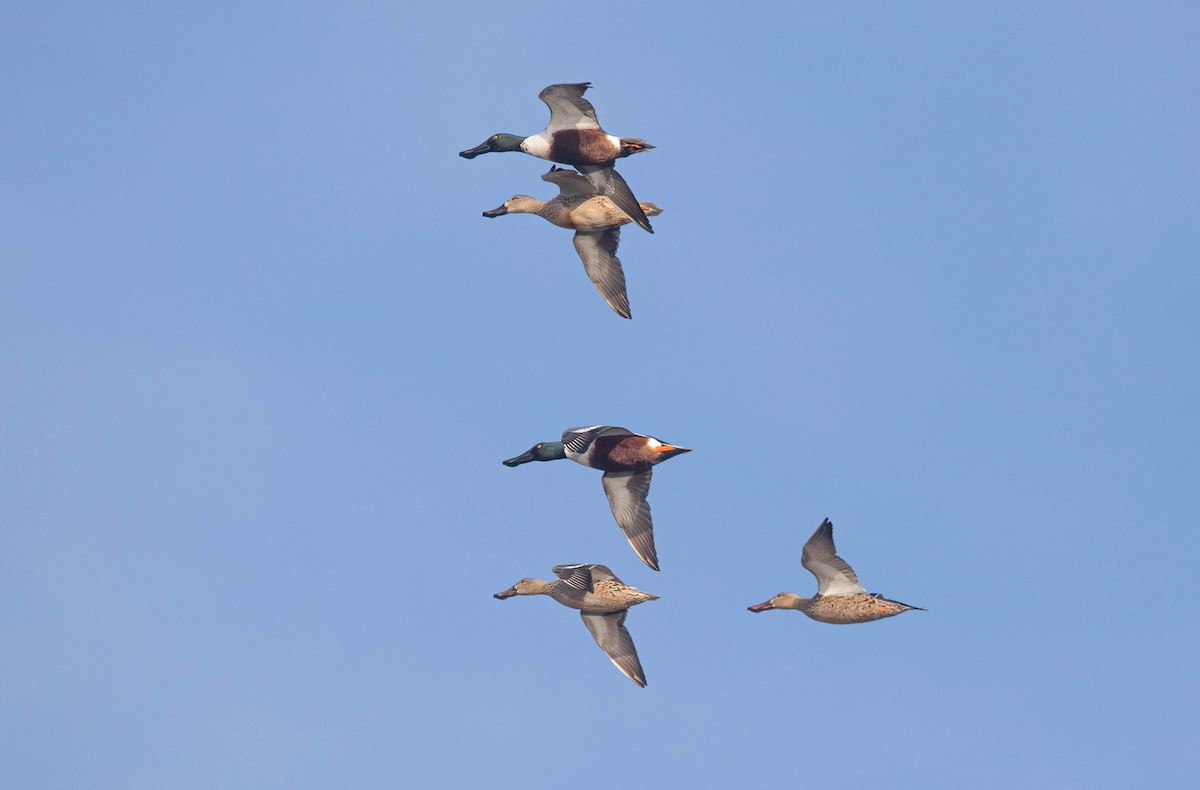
[601,470,658,571]
[542,166,598,198]
[552,563,622,589]
[562,425,632,455]
[587,564,621,583]
[801,519,866,596]
[552,564,594,592]
[580,610,646,687]
[576,165,653,233]
[538,83,600,132]
[573,229,631,319]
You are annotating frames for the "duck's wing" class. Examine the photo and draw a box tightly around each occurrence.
[580,610,646,687]
[542,165,597,198]
[576,165,653,234]
[601,470,658,571]
[801,519,867,596]
[586,564,622,583]
[552,563,594,592]
[553,562,625,589]
[562,425,633,455]
[538,82,600,132]
[573,228,631,319]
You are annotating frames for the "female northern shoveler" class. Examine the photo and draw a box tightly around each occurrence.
[459,82,656,233]
[502,425,691,572]
[482,166,663,319]
[747,519,924,624]
[494,563,658,687]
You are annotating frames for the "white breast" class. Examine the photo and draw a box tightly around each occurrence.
[520,133,553,160]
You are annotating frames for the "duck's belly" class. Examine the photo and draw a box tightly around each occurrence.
[806,595,905,624]
[550,589,626,613]
[568,197,625,232]
[587,435,657,473]
[547,129,621,166]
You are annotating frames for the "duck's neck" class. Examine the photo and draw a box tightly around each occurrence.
[526,579,559,596]
[781,593,813,611]
[507,199,549,216]
[535,200,576,229]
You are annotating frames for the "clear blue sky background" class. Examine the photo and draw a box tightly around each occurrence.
[3,2,1197,787]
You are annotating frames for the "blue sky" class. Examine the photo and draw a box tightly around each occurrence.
[3,2,1198,787]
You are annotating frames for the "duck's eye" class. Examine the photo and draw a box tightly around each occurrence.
[536,443,543,449]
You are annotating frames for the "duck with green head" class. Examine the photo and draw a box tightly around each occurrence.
[502,425,691,572]
[459,82,656,233]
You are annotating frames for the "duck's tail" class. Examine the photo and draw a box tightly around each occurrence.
[638,202,664,217]
[619,137,655,157]
[874,593,925,611]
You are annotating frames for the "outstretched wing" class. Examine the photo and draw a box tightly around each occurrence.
[539,83,600,132]
[587,564,622,584]
[541,165,598,198]
[551,563,594,592]
[576,165,652,233]
[573,229,631,319]
[801,519,866,596]
[580,610,646,687]
[561,425,633,456]
[551,563,625,591]
[601,470,658,571]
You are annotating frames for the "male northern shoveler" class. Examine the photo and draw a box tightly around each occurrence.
[459,83,656,233]
[483,166,663,319]
[502,425,691,571]
[494,563,658,688]
[747,519,924,624]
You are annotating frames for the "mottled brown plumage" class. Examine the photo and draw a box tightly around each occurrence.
[459,83,656,233]
[494,564,659,611]
[494,564,657,687]
[748,591,919,624]
[482,167,663,319]
[748,519,924,625]
[484,193,660,233]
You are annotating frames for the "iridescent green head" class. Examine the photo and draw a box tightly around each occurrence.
[502,440,566,466]
[459,133,525,159]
